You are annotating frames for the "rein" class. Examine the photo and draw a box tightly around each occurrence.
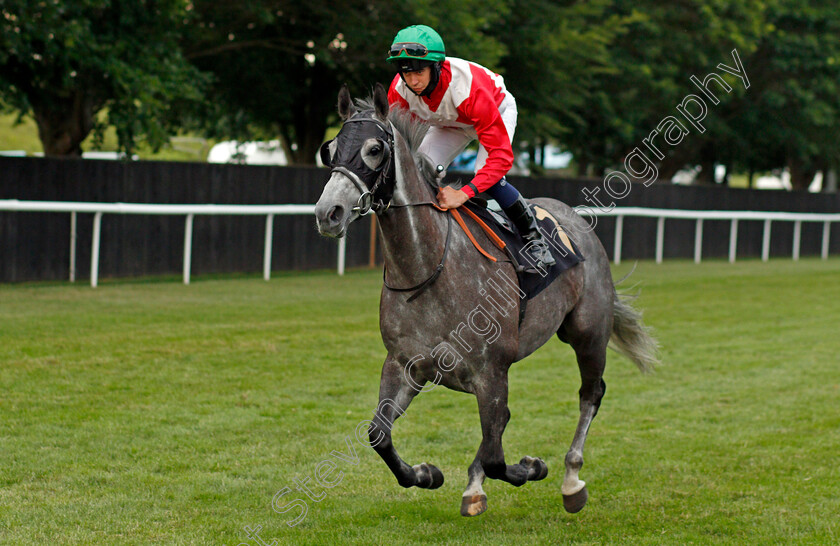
[380,179,453,302]
[381,196,509,302]
[331,114,507,302]
[382,211,452,302]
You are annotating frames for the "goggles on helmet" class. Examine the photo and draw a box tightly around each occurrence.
[389,42,445,59]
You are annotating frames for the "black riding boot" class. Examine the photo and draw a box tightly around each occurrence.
[504,194,557,271]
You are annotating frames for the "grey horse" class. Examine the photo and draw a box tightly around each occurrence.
[314,83,659,517]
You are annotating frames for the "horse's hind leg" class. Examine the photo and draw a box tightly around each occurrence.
[461,371,548,517]
[559,326,609,513]
[369,355,444,490]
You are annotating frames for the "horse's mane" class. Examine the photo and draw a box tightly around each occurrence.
[354,97,439,186]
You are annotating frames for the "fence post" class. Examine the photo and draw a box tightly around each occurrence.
[762,219,772,262]
[263,213,274,281]
[70,211,77,283]
[90,212,102,288]
[655,217,665,264]
[183,214,194,285]
[694,218,704,264]
[729,219,738,263]
[822,221,831,260]
[9,201,839,284]
[614,215,623,265]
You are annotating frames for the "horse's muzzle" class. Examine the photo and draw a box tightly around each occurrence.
[314,201,347,238]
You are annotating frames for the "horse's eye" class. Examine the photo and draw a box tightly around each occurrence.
[370,145,382,155]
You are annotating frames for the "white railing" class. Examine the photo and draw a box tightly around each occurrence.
[1,200,837,287]
[0,200,337,287]
[580,207,840,265]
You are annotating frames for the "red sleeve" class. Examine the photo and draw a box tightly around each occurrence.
[456,71,514,197]
[388,75,410,110]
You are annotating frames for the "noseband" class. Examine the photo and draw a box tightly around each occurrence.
[327,114,396,216]
[322,111,454,301]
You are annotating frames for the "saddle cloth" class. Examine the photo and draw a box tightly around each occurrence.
[461,199,584,301]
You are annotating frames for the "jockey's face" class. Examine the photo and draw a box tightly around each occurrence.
[402,66,431,95]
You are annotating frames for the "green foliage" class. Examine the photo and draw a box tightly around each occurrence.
[555,0,765,178]
[0,109,213,160]
[554,0,840,185]
[411,0,509,68]
[180,0,509,164]
[0,0,206,155]
[490,0,637,167]
[726,0,840,187]
[0,110,41,151]
[1,0,838,182]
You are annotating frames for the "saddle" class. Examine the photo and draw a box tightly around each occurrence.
[392,169,582,309]
[458,199,584,301]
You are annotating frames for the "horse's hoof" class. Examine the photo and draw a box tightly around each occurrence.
[563,485,589,513]
[460,494,488,517]
[413,463,444,489]
[519,456,549,481]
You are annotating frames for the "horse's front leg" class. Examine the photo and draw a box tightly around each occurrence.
[369,355,444,490]
[461,372,548,516]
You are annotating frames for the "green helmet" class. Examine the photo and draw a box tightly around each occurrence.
[387,25,446,66]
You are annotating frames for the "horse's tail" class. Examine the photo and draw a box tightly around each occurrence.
[609,289,660,373]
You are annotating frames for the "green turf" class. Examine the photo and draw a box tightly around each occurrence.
[1,259,839,545]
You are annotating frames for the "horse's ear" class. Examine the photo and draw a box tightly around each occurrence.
[338,84,355,120]
[373,82,389,121]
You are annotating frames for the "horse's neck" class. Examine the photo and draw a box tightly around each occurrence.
[377,136,447,285]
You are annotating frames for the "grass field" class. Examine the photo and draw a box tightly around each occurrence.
[1,259,839,545]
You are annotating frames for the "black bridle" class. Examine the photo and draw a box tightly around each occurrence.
[321,111,453,301]
[321,111,396,216]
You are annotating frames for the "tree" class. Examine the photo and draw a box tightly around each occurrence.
[555,0,765,180]
[552,0,840,192]
[726,0,840,189]
[0,0,205,156]
[492,0,635,171]
[182,0,509,164]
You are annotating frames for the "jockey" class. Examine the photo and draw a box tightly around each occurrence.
[386,24,556,270]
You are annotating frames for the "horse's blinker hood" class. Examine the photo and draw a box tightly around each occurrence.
[320,111,395,214]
